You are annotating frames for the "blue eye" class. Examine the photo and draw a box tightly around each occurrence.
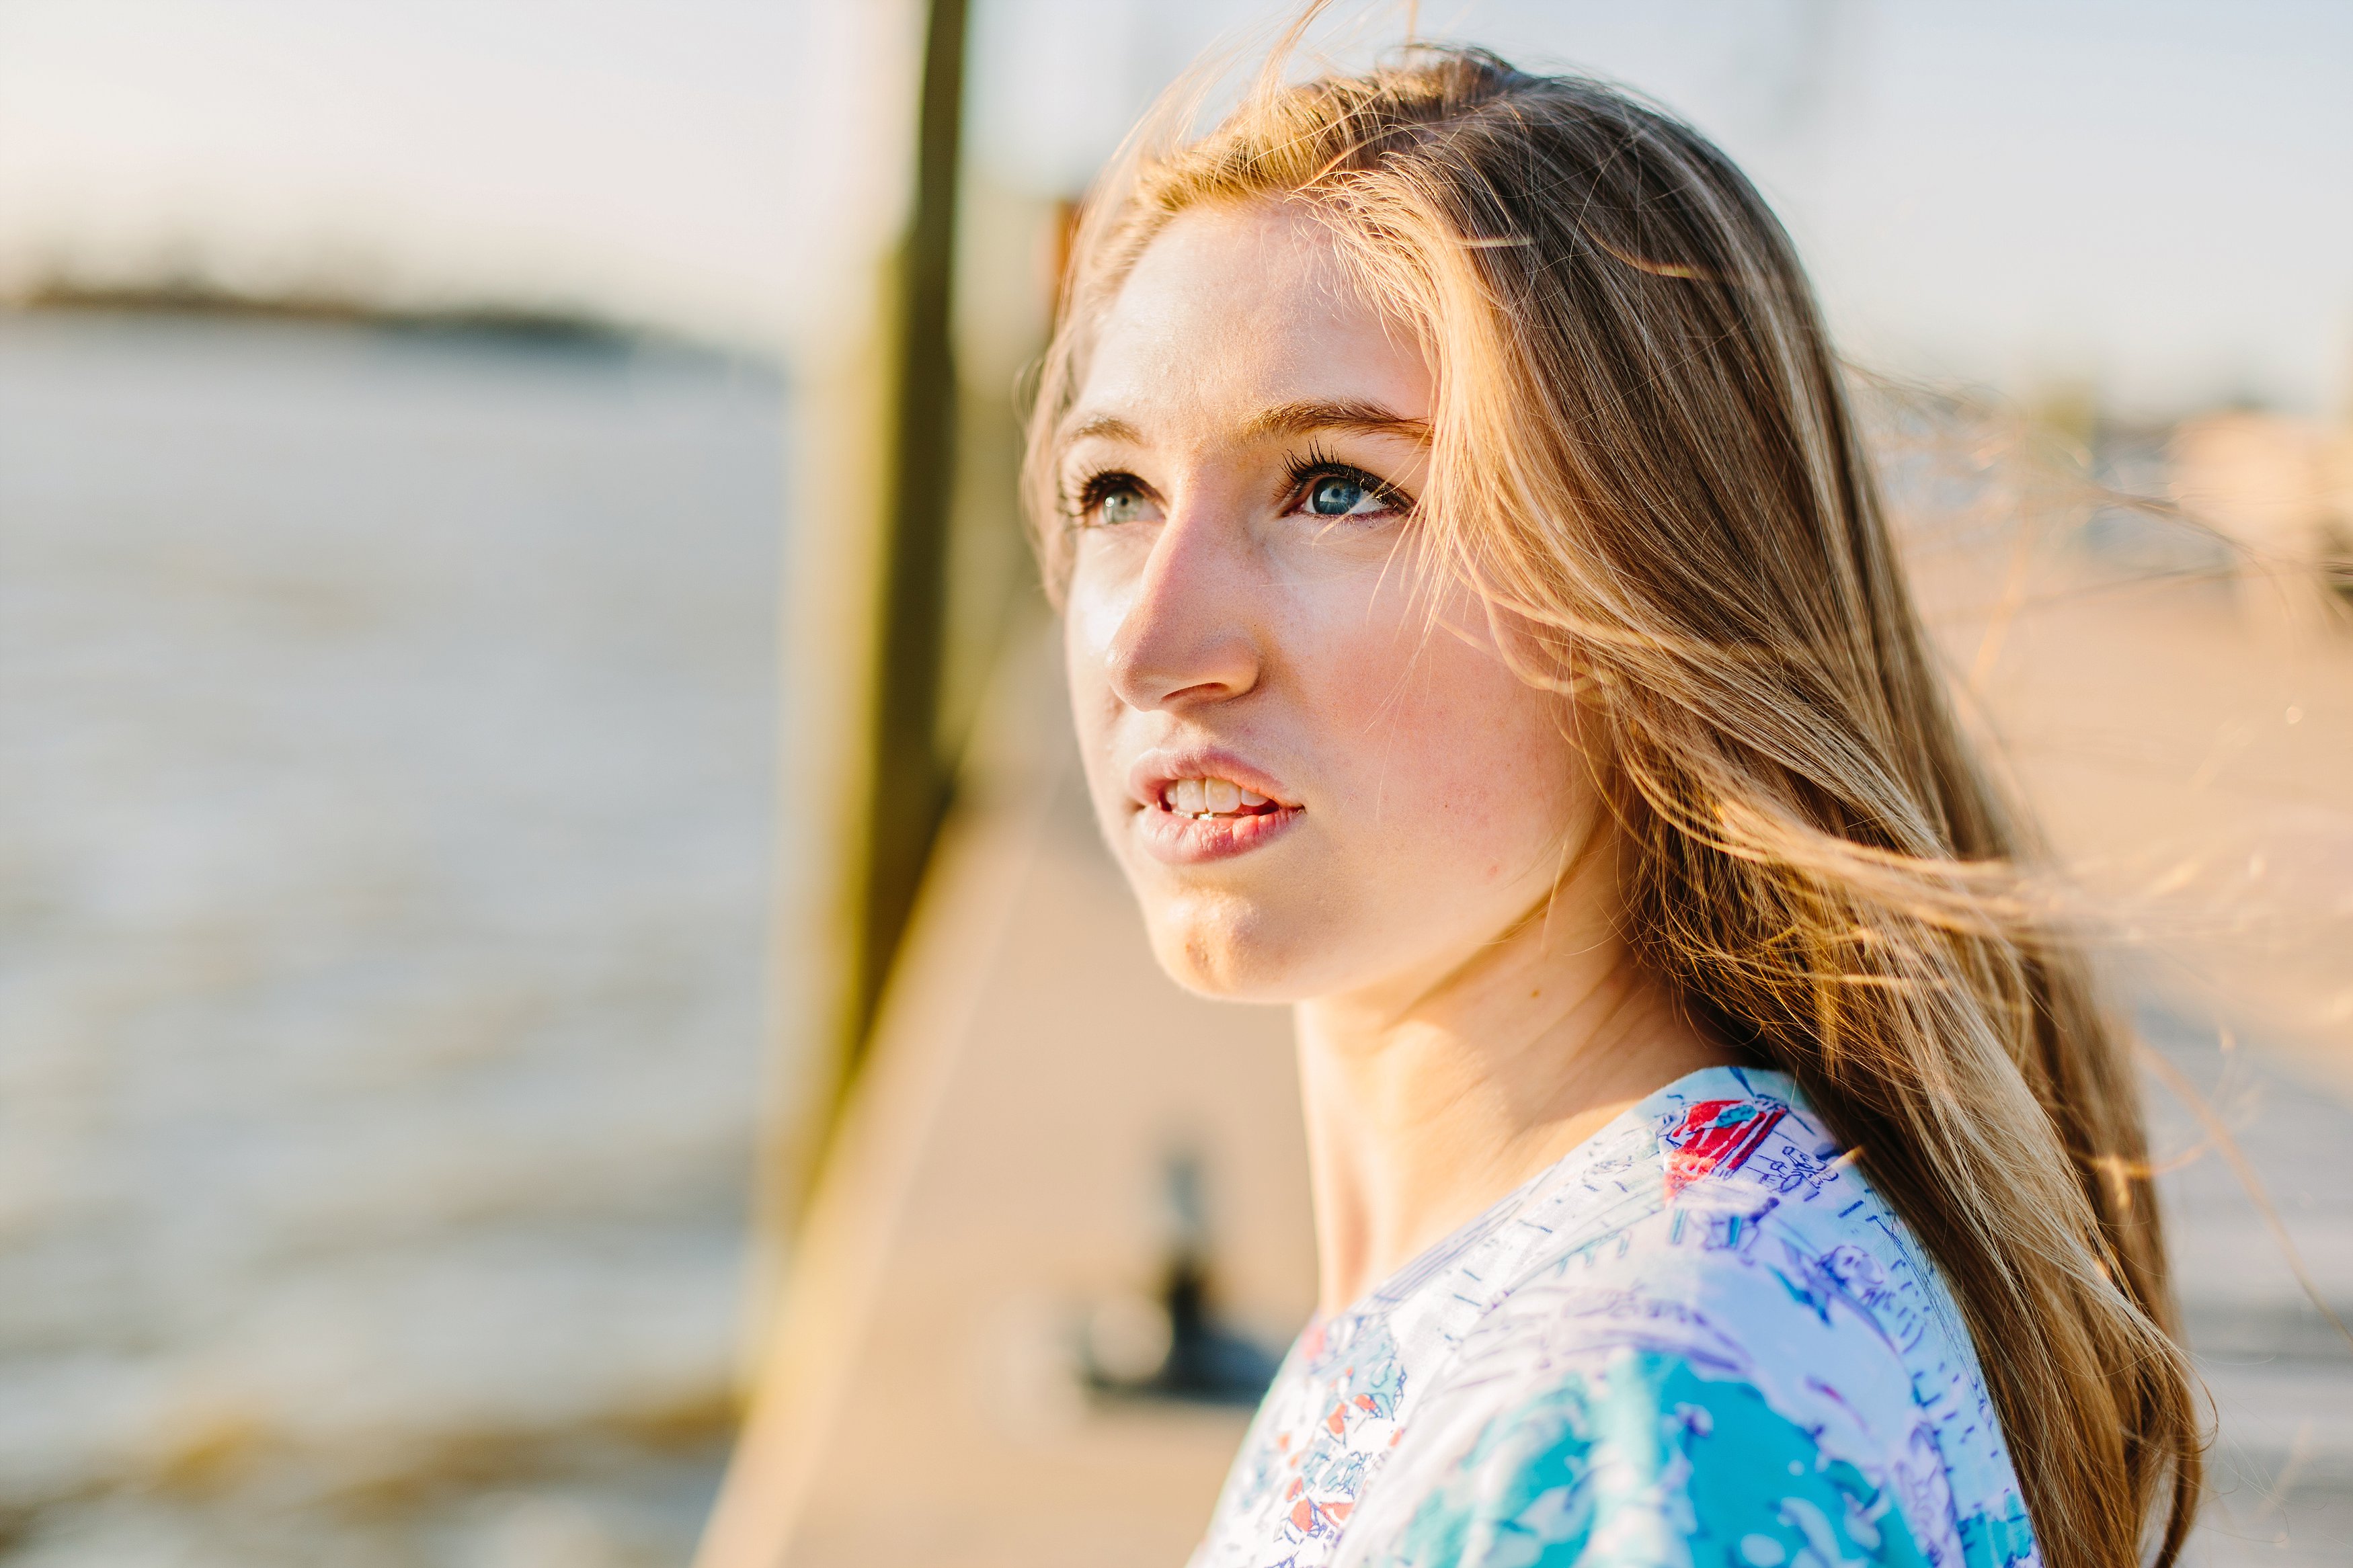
[1308,475,1367,515]
[1099,486,1148,525]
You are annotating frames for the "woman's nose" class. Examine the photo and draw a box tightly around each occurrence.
[1104,509,1263,713]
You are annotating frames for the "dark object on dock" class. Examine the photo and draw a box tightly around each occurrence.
[1082,1153,1285,1407]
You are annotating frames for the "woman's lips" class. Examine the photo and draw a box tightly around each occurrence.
[1131,796,1302,864]
[1125,749,1303,864]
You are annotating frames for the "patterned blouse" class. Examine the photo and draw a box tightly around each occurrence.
[1189,1066,2038,1568]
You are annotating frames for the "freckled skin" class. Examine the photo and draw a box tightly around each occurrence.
[1060,204,1593,1007]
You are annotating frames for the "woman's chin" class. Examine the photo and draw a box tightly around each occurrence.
[1140,903,1328,1004]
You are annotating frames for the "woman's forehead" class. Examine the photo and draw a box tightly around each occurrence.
[1063,204,1431,454]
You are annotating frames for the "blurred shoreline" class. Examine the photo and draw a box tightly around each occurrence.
[0,280,756,362]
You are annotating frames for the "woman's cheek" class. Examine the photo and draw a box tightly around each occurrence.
[1062,569,1137,744]
[1061,564,1121,679]
[1336,620,1572,880]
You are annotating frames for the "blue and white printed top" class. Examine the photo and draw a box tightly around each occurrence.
[1189,1066,2038,1568]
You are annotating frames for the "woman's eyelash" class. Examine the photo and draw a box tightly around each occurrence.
[1282,444,1410,511]
[1062,452,1410,522]
[1064,468,1142,520]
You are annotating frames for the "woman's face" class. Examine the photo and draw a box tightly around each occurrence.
[1058,201,1595,1005]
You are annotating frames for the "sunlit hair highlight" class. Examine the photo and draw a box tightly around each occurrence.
[1024,34,2202,1568]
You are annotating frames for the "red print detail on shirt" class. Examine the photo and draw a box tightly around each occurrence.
[1289,1495,1351,1537]
[1663,1098,1787,1196]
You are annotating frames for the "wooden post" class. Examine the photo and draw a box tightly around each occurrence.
[853,0,969,1085]
[754,0,969,1276]
[697,2,972,1561]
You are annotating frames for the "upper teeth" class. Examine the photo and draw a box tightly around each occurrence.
[1168,778,1270,816]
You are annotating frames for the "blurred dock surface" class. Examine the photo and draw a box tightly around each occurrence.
[2155,1018,2353,1565]
[705,632,1314,1568]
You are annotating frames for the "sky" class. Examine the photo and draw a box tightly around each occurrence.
[2,0,2348,419]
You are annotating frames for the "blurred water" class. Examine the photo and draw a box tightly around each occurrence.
[0,312,783,1564]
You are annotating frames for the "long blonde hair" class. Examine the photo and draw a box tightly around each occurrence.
[1025,40,2200,1568]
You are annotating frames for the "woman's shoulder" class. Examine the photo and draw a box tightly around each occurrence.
[1518,1067,1964,1350]
[1327,1067,2038,1568]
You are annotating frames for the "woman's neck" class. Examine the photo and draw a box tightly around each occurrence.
[1291,885,1728,1318]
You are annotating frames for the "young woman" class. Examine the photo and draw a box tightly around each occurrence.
[1027,41,2201,1568]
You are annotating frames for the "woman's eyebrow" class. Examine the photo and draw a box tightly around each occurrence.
[1060,411,1143,447]
[1240,399,1433,444]
[1057,399,1430,452]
